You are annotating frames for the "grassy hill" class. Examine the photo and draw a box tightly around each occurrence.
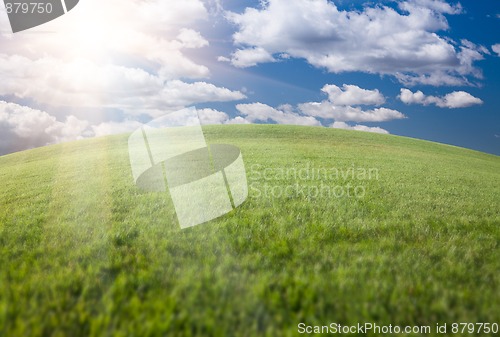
[1,124,499,336]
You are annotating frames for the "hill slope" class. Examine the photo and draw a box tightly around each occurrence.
[1,125,499,336]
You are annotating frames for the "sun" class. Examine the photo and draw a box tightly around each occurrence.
[31,0,138,61]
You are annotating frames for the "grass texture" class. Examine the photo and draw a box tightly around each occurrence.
[0,124,499,336]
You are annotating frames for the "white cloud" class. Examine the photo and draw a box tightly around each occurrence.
[230,47,276,68]
[0,0,246,115]
[236,103,321,126]
[197,108,230,124]
[433,91,483,108]
[176,28,209,49]
[299,102,405,122]
[0,104,237,155]
[401,0,462,15]
[0,101,89,154]
[399,88,483,108]
[157,81,246,110]
[321,84,385,106]
[0,57,246,116]
[226,116,251,124]
[395,71,470,87]
[399,89,428,105]
[1,0,211,79]
[297,84,405,122]
[217,56,231,62]
[182,108,256,125]
[331,121,389,134]
[91,120,143,138]
[0,0,251,154]
[226,0,486,85]
[230,84,398,131]
[492,44,500,57]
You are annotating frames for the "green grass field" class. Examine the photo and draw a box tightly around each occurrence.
[1,124,499,336]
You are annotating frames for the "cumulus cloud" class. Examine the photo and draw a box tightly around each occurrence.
[0,55,245,115]
[401,0,462,15]
[236,103,321,126]
[297,83,405,122]
[0,0,249,154]
[299,103,405,122]
[321,84,385,106]
[399,88,483,108]
[177,28,209,49]
[226,84,403,131]
[230,47,276,68]
[492,44,500,57]
[91,120,144,138]
[331,121,389,134]
[0,0,247,114]
[0,0,212,79]
[199,105,324,126]
[225,0,487,85]
[0,102,240,155]
[225,116,251,124]
[0,101,89,154]
[230,102,392,134]
[217,56,231,62]
[156,81,246,112]
[92,108,243,137]
[198,108,255,125]
[198,108,230,125]
[227,83,397,133]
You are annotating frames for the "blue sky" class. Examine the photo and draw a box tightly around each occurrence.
[0,0,499,155]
